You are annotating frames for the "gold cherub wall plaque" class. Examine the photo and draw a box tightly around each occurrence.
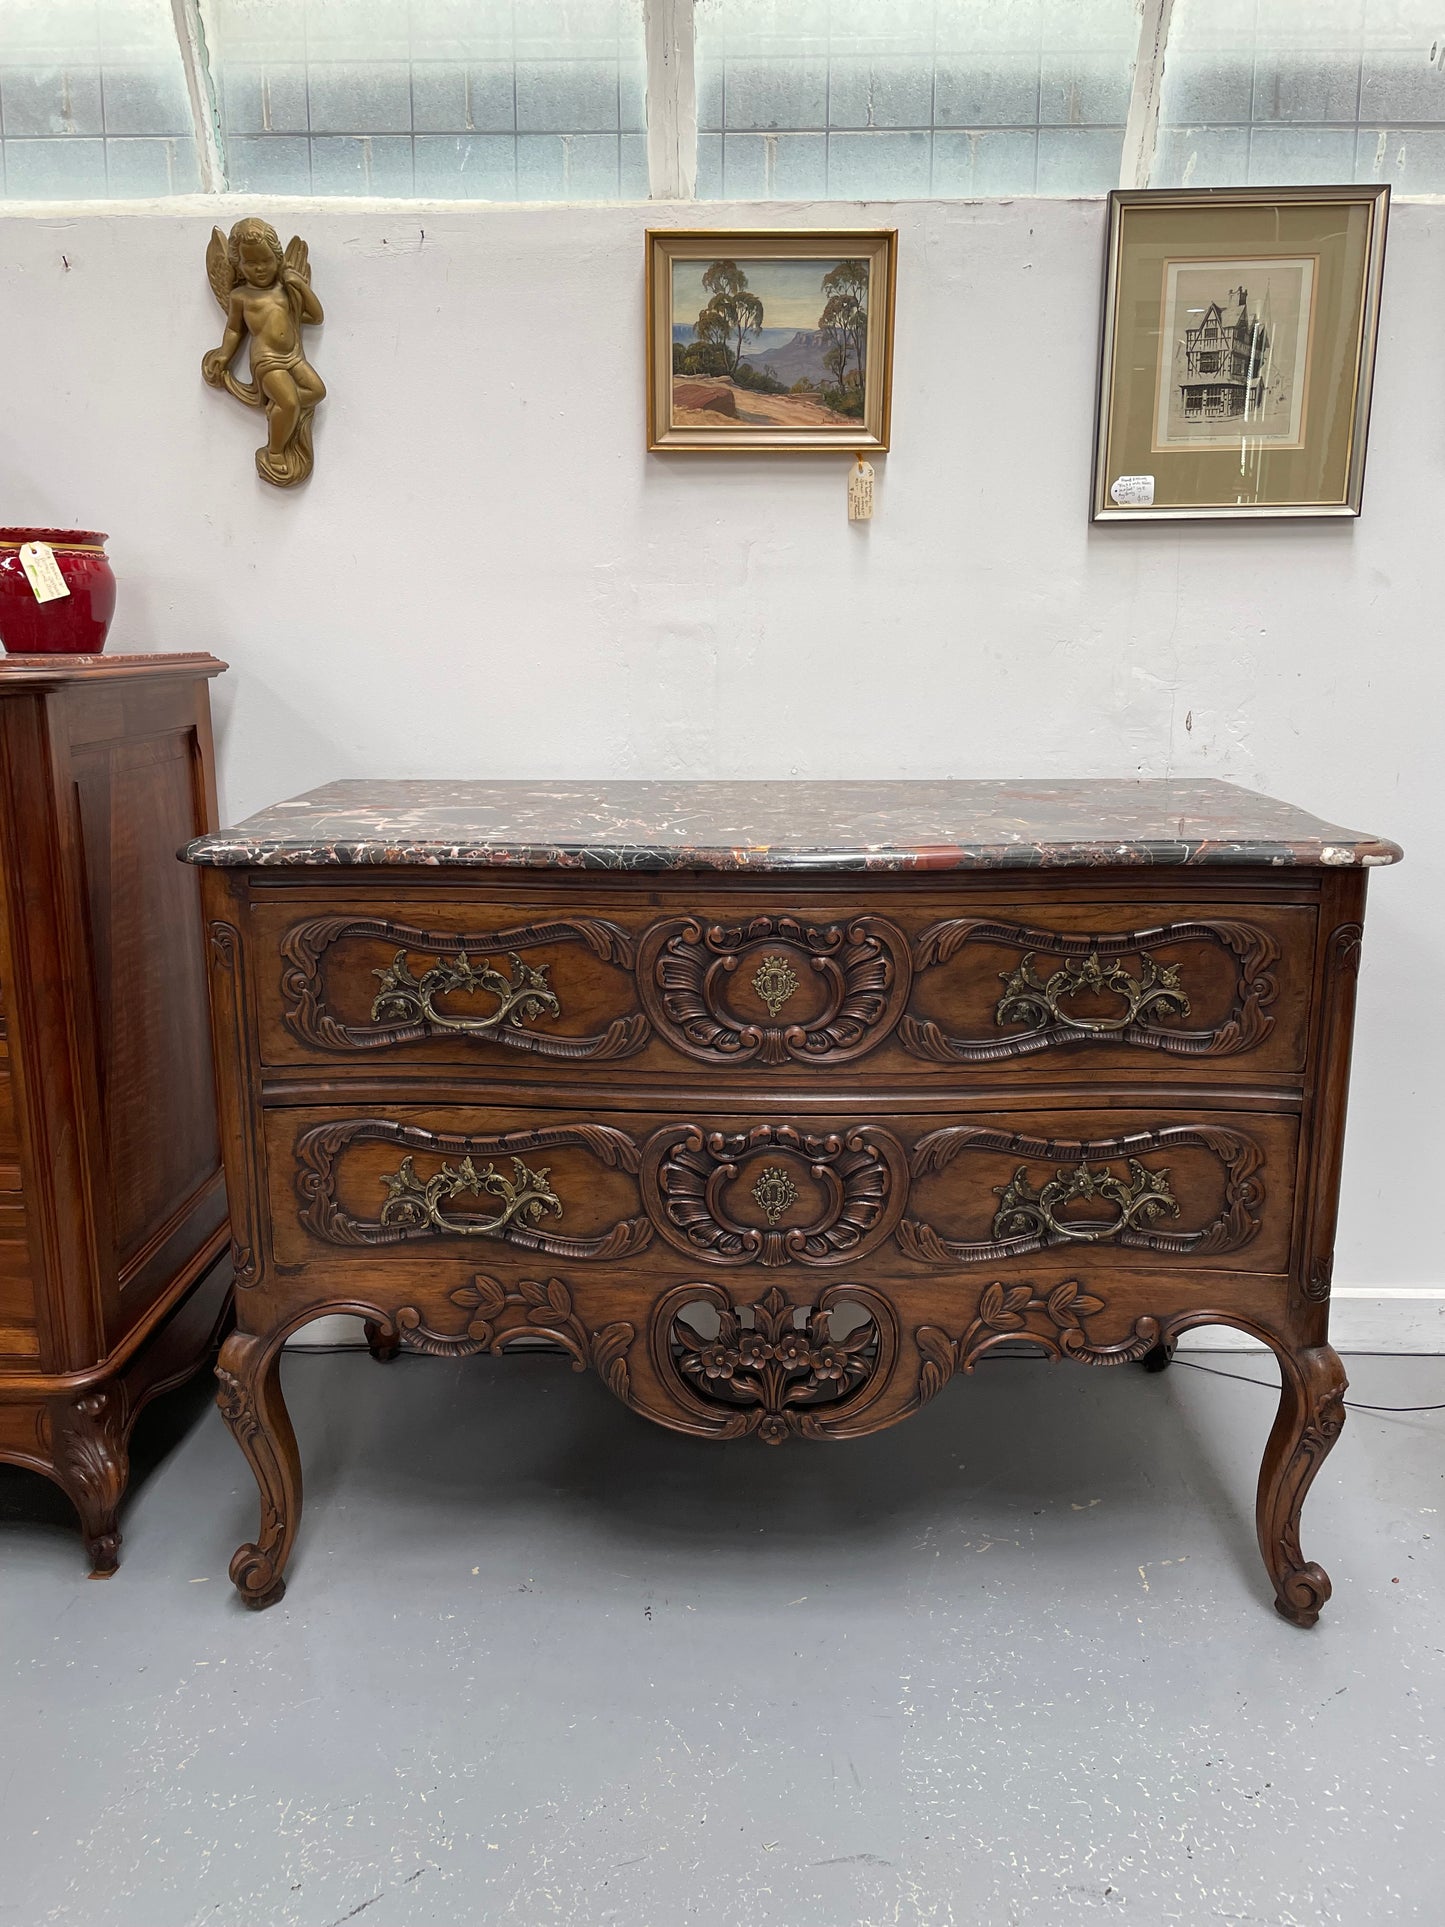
[203,219,326,488]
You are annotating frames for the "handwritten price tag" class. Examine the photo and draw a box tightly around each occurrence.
[19,542,70,603]
[848,457,875,522]
[1109,474,1155,508]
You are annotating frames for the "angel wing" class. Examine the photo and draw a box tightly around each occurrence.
[282,235,311,286]
[205,226,234,311]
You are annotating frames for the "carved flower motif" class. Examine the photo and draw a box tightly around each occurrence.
[696,1342,736,1382]
[773,1327,813,1370]
[756,1414,792,1445]
[811,1342,849,1381]
[736,1332,773,1371]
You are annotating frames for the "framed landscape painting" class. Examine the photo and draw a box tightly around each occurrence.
[1092,186,1389,521]
[647,230,896,452]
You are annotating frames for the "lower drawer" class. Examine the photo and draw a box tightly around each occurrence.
[266,1103,1297,1278]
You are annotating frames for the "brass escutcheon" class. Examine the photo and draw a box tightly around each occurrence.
[752,1165,800,1225]
[752,952,800,1018]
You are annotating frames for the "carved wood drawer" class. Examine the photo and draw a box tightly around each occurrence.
[266,1102,1297,1279]
[251,893,1315,1083]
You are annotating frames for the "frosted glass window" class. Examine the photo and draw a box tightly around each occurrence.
[203,0,648,199]
[695,0,1140,199]
[0,0,199,198]
[1155,0,1445,193]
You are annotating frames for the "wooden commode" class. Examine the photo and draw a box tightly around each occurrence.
[184,778,1399,1622]
[0,653,231,1572]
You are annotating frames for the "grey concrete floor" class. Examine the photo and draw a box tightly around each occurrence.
[1,1345,1442,1927]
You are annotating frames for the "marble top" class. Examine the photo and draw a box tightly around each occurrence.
[183,778,1401,872]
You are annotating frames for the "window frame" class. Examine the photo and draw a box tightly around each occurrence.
[0,0,1434,203]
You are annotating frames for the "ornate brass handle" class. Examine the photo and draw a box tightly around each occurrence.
[992,1159,1180,1245]
[377,1154,562,1240]
[371,949,561,1038]
[997,951,1189,1035]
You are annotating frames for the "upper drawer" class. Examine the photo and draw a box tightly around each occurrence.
[250,891,1315,1081]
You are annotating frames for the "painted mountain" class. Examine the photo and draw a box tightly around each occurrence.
[741,329,843,387]
[670,324,844,387]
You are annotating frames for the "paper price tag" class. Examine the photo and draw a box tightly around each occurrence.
[848,457,875,522]
[19,542,70,603]
[1109,474,1155,508]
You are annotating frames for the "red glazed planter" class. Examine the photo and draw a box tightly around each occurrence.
[0,530,116,655]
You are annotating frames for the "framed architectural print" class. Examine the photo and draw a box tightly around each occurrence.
[647,230,896,452]
[1092,186,1389,521]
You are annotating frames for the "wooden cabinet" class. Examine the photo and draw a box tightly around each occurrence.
[186,778,1399,1624]
[0,654,231,1572]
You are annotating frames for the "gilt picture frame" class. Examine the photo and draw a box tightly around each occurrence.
[647,229,897,453]
[1092,186,1389,522]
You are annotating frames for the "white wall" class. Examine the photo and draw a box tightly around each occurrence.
[0,194,1438,1324]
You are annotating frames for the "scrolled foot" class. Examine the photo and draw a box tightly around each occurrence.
[1274,1561,1332,1629]
[231,1543,287,1610]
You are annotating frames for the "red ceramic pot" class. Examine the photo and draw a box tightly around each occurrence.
[0,529,116,654]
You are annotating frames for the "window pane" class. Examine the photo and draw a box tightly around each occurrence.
[202,0,647,199]
[0,0,199,198]
[694,0,1138,198]
[1155,0,1445,193]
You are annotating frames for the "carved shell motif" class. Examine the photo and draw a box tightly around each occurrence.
[636,915,913,1067]
[641,1121,909,1268]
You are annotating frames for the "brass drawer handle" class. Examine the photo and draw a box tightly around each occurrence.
[372,948,560,1039]
[902,917,1278,1062]
[996,950,1188,1035]
[993,1157,1179,1244]
[379,1152,561,1240]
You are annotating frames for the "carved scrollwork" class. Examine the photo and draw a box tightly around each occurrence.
[651,1281,899,1441]
[279,914,649,1059]
[897,1123,1264,1264]
[642,1121,908,1268]
[914,1279,1162,1407]
[392,1274,634,1402]
[901,917,1279,1062]
[294,1118,652,1259]
[636,914,912,1067]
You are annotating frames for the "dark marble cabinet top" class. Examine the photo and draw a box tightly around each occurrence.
[184,778,1401,872]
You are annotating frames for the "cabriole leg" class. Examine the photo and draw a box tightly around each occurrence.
[1256,1342,1348,1628]
[215,1330,300,1611]
[51,1389,129,1577]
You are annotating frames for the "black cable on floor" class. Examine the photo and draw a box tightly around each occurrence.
[1173,1356,1445,1414]
[282,1340,1445,1412]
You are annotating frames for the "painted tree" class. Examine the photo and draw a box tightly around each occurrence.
[819,259,869,391]
[696,259,764,376]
